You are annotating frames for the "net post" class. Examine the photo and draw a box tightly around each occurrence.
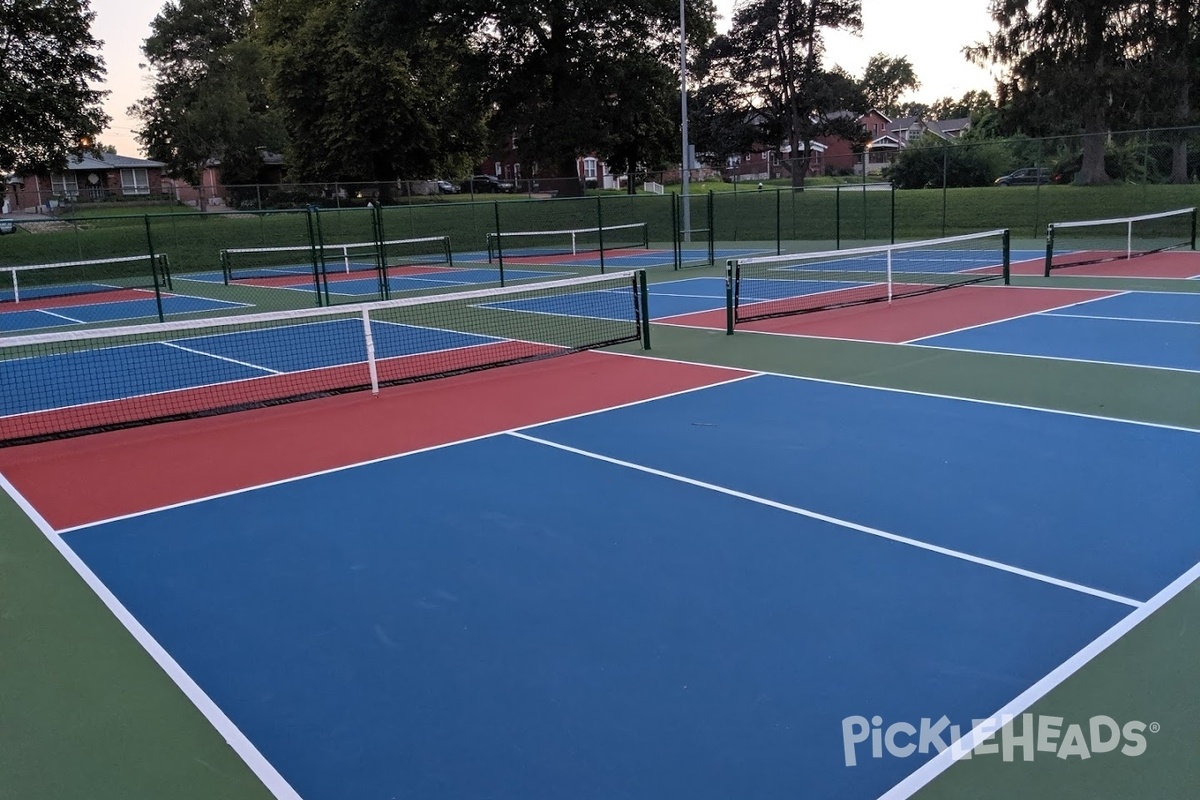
[596,196,606,274]
[160,254,173,291]
[1002,228,1011,285]
[886,249,893,304]
[775,188,782,256]
[672,192,682,270]
[10,268,19,303]
[371,202,390,300]
[637,269,651,349]
[361,307,380,395]
[1043,224,1054,278]
[1125,220,1133,261]
[707,190,715,265]
[493,202,505,287]
[311,207,330,306]
[890,183,896,245]
[725,259,735,335]
[444,235,455,268]
[142,214,166,323]
[1191,208,1198,251]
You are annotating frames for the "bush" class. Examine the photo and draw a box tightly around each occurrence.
[885,135,1010,189]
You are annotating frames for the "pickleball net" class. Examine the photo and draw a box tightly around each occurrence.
[486,223,649,262]
[1,254,173,305]
[221,236,453,283]
[0,270,649,446]
[1044,207,1196,275]
[728,229,1010,324]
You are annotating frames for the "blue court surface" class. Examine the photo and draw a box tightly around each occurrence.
[0,318,506,416]
[915,291,1200,371]
[0,295,251,333]
[484,277,874,321]
[60,375,1200,800]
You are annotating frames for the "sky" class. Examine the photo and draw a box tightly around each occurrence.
[89,0,998,158]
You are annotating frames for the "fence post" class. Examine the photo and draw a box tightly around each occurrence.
[142,215,166,322]
[596,195,605,274]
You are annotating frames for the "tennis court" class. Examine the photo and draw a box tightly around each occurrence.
[5,357,1197,800]
[0,293,252,333]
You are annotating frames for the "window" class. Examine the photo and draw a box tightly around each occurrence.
[120,168,150,195]
[51,172,79,199]
[583,158,597,179]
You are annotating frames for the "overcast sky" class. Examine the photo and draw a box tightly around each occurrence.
[90,0,997,158]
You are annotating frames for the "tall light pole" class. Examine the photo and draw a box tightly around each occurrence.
[679,0,691,241]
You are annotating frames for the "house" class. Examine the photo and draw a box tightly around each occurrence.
[864,114,972,172]
[6,152,167,212]
[163,150,286,209]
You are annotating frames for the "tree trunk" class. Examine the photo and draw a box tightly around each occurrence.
[1078,105,1110,185]
[1171,82,1190,184]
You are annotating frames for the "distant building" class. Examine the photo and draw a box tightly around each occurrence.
[6,152,167,212]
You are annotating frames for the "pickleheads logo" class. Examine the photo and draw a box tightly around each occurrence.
[841,713,1158,767]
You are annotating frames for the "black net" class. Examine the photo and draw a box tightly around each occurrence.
[0,271,646,446]
[1045,207,1196,274]
[731,230,1009,323]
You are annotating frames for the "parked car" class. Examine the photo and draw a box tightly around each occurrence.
[463,174,515,193]
[0,219,13,235]
[435,179,460,194]
[994,167,1051,186]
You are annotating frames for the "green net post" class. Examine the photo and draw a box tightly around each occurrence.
[493,201,505,287]
[835,186,841,250]
[1191,208,1197,250]
[305,207,324,306]
[220,249,232,286]
[637,269,651,349]
[142,215,166,323]
[1044,224,1055,277]
[1002,228,1011,285]
[371,202,390,300]
[596,196,606,274]
[313,208,331,305]
[444,234,455,268]
[725,259,735,335]
[707,190,715,265]
[775,189,782,256]
[890,183,896,244]
[671,192,681,270]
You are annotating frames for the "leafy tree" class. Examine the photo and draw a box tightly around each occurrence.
[929,90,995,122]
[596,52,680,190]
[0,0,108,172]
[460,0,715,181]
[885,134,1008,189]
[968,1,1145,185]
[1128,0,1199,182]
[130,0,284,184]
[859,54,919,116]
[255,0,486,183]
[689,33,761,166]
[724,0,865,186]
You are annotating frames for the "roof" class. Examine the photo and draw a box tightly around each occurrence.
[67,152,165,170]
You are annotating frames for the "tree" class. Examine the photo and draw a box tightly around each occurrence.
[130,0,285,184]
[968,1,1144,185]
[460,1,715,181]
[689,33,762,166]
[1130,0,1199,182]
[255,0,486,182]
[859,54,919,117]
[724,0,865,186]
[0,0,108,172]
[596,52,680,191]
[929,90,995,122]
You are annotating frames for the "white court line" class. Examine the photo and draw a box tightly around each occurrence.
[34,308,86,323]
[509,431,1140,606]
[1043,311,1200,325]
[0,471,306,800]
[595,349,1200,434]
[879,560,1200,800]
[158,341,284,375]
[57,372,760,533]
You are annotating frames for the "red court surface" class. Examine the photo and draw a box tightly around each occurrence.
[0,351,748,530]
[1008,249,1200,278]
[0,287,156,311]
[663,285,1118,343]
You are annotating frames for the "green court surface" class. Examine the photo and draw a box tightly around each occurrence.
[1,258,1197,799]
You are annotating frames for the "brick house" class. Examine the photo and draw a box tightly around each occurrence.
[5,152,167,213]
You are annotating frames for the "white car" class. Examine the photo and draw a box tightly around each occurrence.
[0,219,14,235]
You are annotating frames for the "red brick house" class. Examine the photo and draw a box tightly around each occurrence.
[5,152,167,213]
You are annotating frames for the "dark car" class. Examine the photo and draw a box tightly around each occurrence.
[464,174,515,193]
[994,167,1051,186]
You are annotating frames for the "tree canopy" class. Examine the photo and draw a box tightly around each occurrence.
[0,0,108,172]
